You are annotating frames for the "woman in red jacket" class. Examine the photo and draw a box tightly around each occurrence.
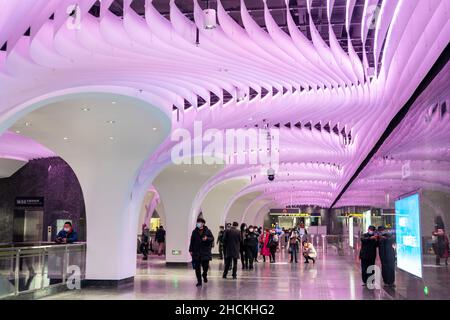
[260,229,271,262]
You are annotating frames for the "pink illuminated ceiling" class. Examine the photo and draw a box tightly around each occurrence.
[0,131,55,161]
[336,63,450,208]
[0,0,449,208]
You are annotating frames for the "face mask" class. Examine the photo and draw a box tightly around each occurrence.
[196,223,203,229]
[64,227,70,232]
[249,228,254,233]
[368,231,374,235]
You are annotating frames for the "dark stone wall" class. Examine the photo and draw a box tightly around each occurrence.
[0,157,86,243]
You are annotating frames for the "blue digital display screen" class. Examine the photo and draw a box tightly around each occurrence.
[395,193,422,278]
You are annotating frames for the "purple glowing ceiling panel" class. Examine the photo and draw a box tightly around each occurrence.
[0,131,55,161]
[0,0,449,207]
[336,62,450,208]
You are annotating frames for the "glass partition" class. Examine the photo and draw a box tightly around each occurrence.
[0,243,86,299]
[335,62,450,298]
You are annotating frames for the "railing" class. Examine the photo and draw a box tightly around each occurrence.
[0,243,86,299]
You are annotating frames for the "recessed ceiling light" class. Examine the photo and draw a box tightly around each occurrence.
[63,137,69,140]
[81,107,90,112]
[25,122,31,127]
[248,117,253,121]
[109,136,115,140]
[152,127,157,131]
[15,130,21,134]
[111,101,116,104]
[183,170,188,173]
[107,120,116,124]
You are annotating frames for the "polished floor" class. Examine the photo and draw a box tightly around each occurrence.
[42,249,394,300]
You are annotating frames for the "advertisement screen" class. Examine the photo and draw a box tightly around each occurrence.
[395,193,422,278]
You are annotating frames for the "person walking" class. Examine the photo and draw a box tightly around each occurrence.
[288,231,299,263]
[223,221,241,279]
[240,223,248,269]
[268,230,278,263]
[155,225,166,256]
[253,227,260,262]
[189,218,214,287]
[217,226,225,260]
[359,226,378,286]
[244,225,259,270]
[140,224,150,260]
[260,229,271,262]
[377,226,396,287]
[432,218,449,266]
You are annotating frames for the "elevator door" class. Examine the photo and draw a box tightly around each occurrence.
[13,210,44,242]
[24,211,44,242]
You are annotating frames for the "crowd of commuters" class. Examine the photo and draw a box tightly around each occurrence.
[138,224,166,259]
[137,214,449,289]
[188,218,317,286]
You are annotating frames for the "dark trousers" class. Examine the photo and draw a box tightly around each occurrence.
[361,259,376,284]
[140,242,149,258]
[245,248,255,269]
[194,260,209,284]
[269,247,276,262]
[240,247,246,268]
[381,260,395,285]
[290,247,298,262]
[218,244,223,259]
[223,257,238,278]
[303,254,315,263]
[222,246,227,261]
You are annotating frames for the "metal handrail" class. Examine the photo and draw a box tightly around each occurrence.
[0,243,86,253]
[0,243,86,299]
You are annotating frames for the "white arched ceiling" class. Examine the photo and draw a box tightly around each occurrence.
[0,130,55,177]
[152,160,224,263]
[137,189,155,233]
[242,197,273,226]
[0,0,448,277]
[8,93,171,280]
[225,191,262,224]
[0,0,448,213]
[199,178,249,253]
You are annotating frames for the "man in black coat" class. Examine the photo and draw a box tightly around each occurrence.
[359,225,378,286]
[189,217,214,287]
[217,226,225,259]
[222,221,241,279]
[244,225,259,270]
[377,226,396,287]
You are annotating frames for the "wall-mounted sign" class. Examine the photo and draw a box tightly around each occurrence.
[15,197,44,207]
[342,213,364,218]
[270,208,299,214]
[172,250,182,255]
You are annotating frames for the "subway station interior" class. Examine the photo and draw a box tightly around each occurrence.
[0,0,449,301]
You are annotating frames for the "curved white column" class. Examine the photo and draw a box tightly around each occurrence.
[7,93,171,280]
[152,162,223,263]
[199,179,248,253]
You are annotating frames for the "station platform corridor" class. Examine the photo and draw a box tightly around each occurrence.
[1,0,449,308]
[43,251,395,300]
